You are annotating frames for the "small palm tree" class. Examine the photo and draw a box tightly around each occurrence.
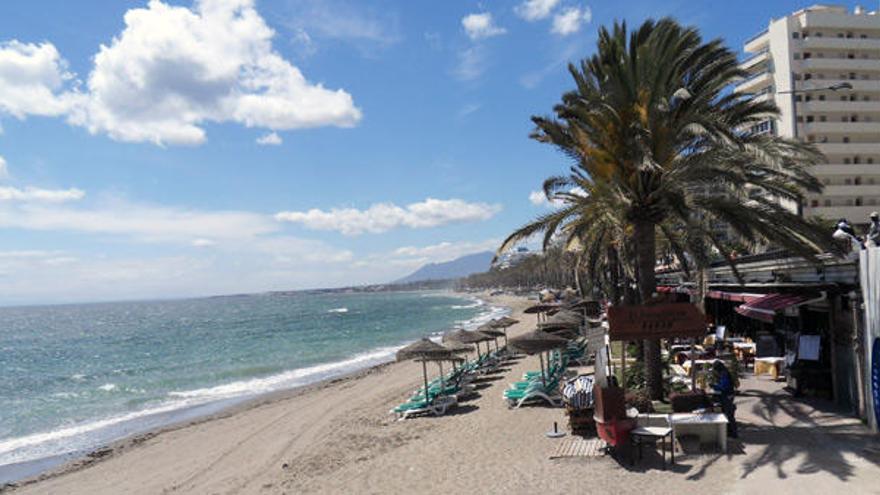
[501,18,832,400]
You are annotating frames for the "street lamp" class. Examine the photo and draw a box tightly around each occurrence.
[776,81,853,216]
[778,81,854,139]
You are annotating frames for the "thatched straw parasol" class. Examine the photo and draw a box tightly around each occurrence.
[444,329,494,357]
[476,324,506,350]
[397,338,458,403]
[489,316,519,345]
[523,302,561,323]
[508,330,569,386]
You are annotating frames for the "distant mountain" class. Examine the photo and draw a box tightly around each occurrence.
[394,251,494,284]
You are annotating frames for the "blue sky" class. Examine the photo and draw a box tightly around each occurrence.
[0,0,867,304]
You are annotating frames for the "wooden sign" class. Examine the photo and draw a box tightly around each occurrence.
[607,303,705,341]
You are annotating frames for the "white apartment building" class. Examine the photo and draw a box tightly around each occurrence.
[737,4,880,224]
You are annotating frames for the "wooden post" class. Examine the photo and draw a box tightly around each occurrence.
[691,340,697,391]
[621,341,627,393]
[828,295,840,404]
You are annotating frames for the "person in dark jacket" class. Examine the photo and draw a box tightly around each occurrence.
[712,361,738,438]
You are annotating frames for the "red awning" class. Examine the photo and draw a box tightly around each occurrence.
[734,293,811,323]
[706,290,763,303]
[657,286,676,293]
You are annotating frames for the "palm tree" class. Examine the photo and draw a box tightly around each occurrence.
[500,18,832,400]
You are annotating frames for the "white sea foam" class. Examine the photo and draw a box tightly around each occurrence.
[168,345,400,401]
[0,345,404,468]
[327,307,348,313]
[0,293,511,471]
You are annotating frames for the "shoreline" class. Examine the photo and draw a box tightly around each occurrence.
[2,290,507,490]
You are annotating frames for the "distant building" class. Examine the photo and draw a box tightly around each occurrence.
[496,246,533,269]
[737,4,880,222]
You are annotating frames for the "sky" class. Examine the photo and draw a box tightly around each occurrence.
[0,0,869,305]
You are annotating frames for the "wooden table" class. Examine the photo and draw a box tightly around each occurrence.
[631,426,674,469]
[754,357,785,379]
[670,412,728,453]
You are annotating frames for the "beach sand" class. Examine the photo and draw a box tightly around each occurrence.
[8,294,879,494]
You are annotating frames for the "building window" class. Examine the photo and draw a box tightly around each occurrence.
[825,199,832,207]
[819,94,826,101]
[805,73,813,80]
[792,32,800,39]
[869,158,875,164]
[856,198,863,207]
[855,156,861,164]
[843,137,850,143]
[806,115,815,123]
[850,73,857,80]
[811,200,819,207]
[803,52,812,59]
[820,115,827,122]
[848,53,855,59]
[851,115,859,122]
[855,177,862,185]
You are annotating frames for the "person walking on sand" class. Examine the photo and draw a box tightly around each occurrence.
[712,361,738,438]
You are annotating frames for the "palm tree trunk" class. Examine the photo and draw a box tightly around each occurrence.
[634,219,663,400]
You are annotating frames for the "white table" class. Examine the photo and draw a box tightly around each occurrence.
[670,412,728,452]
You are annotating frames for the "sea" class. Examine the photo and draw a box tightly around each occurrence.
[0,290,505,482]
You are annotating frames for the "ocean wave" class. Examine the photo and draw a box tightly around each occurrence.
[450,301,483,309]
[97,383,117,392]
[0,344,405,468]
[168,345,401,401]
[327,307,348,313]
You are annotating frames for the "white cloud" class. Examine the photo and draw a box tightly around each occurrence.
[552,6,592,36]
[275,198,502,235]
[529,190,548,206]
[191,238,216,247]
[462,13,506,41]
[0,199,277,242]
[529,187,587,207]
[457,103,481,119]
[454,46,486,81]
[0,186,84,202]
[280,0,401,47]
[256,132,282,145]
[514,0,561,21]
[0,0,362,146]
[0,155,7,179]
[393,239,499,261]
[0,41,78,119]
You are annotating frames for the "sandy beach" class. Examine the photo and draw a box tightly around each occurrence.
[7,294,880,495]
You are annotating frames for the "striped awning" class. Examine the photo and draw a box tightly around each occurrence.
[734,293,811,323]
[706,290,763,303]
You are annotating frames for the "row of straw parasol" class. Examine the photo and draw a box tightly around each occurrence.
[395,317,522,403]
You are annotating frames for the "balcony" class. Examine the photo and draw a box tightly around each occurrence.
[815,142,880,154]
[800,58,880,72]
[803,11,880,30]
[799,79,880,92]
[801,37,880,51]
[822,184,880,196]
[801,121,880,134]
[740,50,770,71]
[806,205,880,222]
[813,164,880,176]
[735,71,773,94]
[744,29,769,53]
[801,100,880,112]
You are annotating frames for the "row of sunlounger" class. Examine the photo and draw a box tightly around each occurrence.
[502,340,588,409]
[392,349,509,419]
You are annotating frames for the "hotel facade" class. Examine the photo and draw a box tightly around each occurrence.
[737,4,880,223]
